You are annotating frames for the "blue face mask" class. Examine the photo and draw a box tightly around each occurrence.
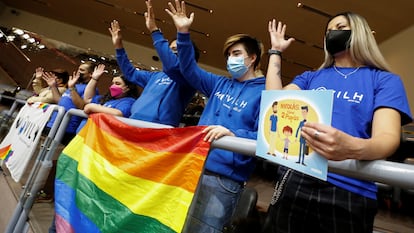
[226,56,248,79]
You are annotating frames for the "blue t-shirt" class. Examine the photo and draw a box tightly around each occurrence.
[76,96,135,133]
[292,66,412,199]
[270,114,278,132]
[47,84,99,134]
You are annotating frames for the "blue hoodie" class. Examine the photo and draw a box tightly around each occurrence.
[116,31,195,127]
[176,32,265,182]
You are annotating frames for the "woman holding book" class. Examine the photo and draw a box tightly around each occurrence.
[264,12,412,232]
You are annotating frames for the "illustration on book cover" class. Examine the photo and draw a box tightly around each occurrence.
[256,90,333,180]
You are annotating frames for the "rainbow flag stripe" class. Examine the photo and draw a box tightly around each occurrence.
[0,144,13,161]
[55,113,210,233]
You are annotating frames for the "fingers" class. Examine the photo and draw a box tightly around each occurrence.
[175,0,182,13]
[202,125,233,142]
[167,2,177,14]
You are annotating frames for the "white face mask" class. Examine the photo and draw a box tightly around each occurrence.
[226,56,248,79]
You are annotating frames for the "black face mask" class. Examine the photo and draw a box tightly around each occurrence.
[78,73,85,83]
[325,30,352,55]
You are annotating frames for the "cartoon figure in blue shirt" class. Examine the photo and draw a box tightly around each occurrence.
[295,105,308,165]
[267,101,279,156]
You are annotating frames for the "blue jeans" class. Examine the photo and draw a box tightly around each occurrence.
[183,172,244,233]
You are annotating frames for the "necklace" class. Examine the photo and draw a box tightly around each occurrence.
[333,65,360,79]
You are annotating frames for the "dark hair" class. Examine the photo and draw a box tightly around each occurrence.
[100,74,139,104]
[171,38,200,62]
[51,69,69,84]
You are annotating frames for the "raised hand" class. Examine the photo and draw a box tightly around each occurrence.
[91,64,106,81]
[165,0,194,33]
[145,0,158,32]
[109,20,123,49]
[42,72,57,87]
[35,67,44,79]
[67,71,80,88]
[268,19,295,52]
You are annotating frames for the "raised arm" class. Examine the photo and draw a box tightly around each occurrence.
[31,67,45,94]
[145,0,159,33]
[84,64,105,104]
[67,70,86,109]
[165,0,194,34]
[109,20,123,49]
[165,0,219,94]
[42,72,63,103]
[145,0,184,83]
[266,19,296,90]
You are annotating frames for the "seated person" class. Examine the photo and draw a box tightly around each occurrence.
[76,72,139,132]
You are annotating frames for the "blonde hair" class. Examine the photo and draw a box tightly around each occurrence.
[319,12,391,71]
[223,34,263,70]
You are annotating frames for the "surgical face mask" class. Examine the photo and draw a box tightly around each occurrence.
[110,84,123,98]
[325,30,352,55]
[226,56,248,79]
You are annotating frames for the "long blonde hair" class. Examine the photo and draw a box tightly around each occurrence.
[319,12,391,71]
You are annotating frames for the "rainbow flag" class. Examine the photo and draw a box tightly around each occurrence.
[54,113,210,233]
[0,144,13,161]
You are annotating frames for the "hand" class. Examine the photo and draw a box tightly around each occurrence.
[145,0,158,32]
[268,19,295,52]
[165,0,194,33]
[91,64,106,81]
[42,72,57,87]
[300,122,352,161]
[202,125,235,142]
[109,20,123,49]
[35,67,44,79]
[67,70,80,88]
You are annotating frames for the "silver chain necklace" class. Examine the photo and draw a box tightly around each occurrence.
[333,65,360,79]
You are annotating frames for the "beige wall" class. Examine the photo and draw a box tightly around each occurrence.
[380,26,414,114]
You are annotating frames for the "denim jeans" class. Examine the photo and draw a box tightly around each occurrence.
[183,173,244,233]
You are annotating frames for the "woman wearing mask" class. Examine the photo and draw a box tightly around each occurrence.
[76,71,139,132]
[264,12,412,232]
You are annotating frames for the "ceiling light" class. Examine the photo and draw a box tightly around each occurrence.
[13,28,24,35]
[7,35,15,41]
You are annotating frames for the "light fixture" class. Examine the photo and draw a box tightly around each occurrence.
[12,28,24,35]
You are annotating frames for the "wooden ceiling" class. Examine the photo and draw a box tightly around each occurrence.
[1,0,414,89]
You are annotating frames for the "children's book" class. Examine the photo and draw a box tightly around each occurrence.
[256,90,334,180]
